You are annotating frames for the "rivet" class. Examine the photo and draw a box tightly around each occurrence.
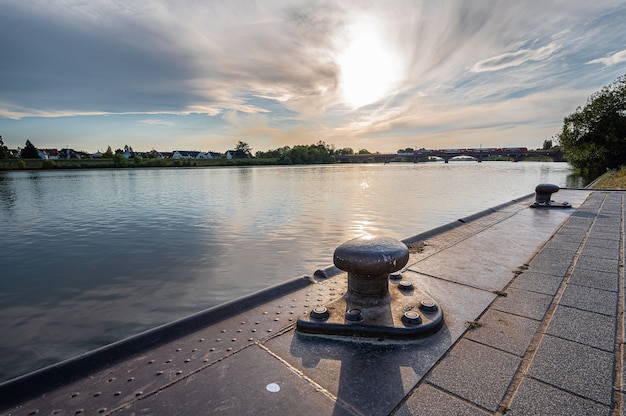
[402,310,422,326]
[29,410,39,415]
[237,329,242,333]
[147,360,155,364]
[263,312,268,315]
[274,318,279,321]
[74,409,83,415]
[156,371,163,375]
[113,391,121,396]
[255,321,260,325]
[221,329,226,333]
[165,359,172,363]
[98,409,107,414]
[276,311,281,314]
[240,321,246,325]
[310,306,330,321]
[107,378,115,383]
[227,348,233,351]
[248,338,254,341]
[71,392,79,398]
[267,329,272,332]
[231,338,237,342]
[216,338,221,342]
[176,371,183,375]
[192,348,198,352]
[209,348,215,352]
[419,299,438,313]
[199,338,204,342]
[127,377,133,382]
[135,391,143,397]
[345,308,364,322]
[398,280,413,290]
[184,359,191,363]
[94,392,101,397]
[252,329,257,332]
[176,348,181,352]
[203,359,209,363]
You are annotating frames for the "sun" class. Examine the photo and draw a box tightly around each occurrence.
[337,18,403,108]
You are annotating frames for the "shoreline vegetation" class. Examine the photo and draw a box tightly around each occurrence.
[590,167,626,189]
[0,154,559,171]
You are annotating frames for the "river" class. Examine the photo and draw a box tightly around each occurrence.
[0,161,583,382]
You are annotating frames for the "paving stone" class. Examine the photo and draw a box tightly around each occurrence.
[396,383,490,416]
[509,270,563,295]
[527,335,614,405]
[560,284,618,316]
[580,244,621,260]
[465,309,540,356]
[508,377,610,416]
[545,305,616,352]
[588,229,621,242]
[585,237,621,250]
[491,287,553,321]
[426,339,521,412]
[575,255,620,274]
[527,252,572,276]
[568,267,619,292]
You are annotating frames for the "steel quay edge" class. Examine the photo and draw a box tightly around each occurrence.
[0,188,595,415]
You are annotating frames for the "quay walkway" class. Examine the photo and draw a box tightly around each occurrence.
[0,188,624,415]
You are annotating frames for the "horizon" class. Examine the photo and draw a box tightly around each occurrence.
[1,1,625,154]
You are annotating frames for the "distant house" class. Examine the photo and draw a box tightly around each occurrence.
[91,151,103,158]
[205,151,222,159]
[41,149,59,160]
[225,150,237,159]
[172,150,204,159]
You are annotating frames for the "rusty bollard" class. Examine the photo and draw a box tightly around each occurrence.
[297,235,444,341]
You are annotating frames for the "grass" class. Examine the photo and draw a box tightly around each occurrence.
[590,167,626,189]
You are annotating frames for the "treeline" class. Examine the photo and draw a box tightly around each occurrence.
[255,141,337,164]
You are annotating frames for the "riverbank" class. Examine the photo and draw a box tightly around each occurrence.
[590,167,626,189]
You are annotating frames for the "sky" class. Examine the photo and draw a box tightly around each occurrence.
[1,1,626,154]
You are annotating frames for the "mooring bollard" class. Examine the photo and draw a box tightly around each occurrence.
[530,183,571,208]
[296,235,444,341]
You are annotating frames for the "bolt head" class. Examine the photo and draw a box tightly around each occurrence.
[398,280,413,290]
[419,299,438,313]
[402,310,422,326]
[310,306,329,320]
[345,308,364,322]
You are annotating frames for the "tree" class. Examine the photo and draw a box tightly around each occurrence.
[234,141,252,158]
[21,140,40,159]
[542,140,553,150]
[358,149,371,154]
[0,135,10,159]
[557,74,626,176]
[337,147,354,155]
[103,146,114,158]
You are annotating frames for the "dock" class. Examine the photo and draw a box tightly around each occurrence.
[0,187,623,415]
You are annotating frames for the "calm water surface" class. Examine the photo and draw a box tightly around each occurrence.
[0,162,583,381]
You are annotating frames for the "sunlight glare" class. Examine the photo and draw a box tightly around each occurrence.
[337,18,402,108]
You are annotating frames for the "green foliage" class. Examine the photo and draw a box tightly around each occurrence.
[41,160,56,169]
[336,147,354,155]
[233,141,252,158]
[358,149,371,154]
[0,135,10,159]
[103,146,114,158]
[112,153,127,167]
[21,140,40,159]
[558,74,626,177]
[276,141,336,164]
[542,139,553,150]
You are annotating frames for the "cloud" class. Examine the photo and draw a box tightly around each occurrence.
[587,49,626,66]
[470,43,560,73]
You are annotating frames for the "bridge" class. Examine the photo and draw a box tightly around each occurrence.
[335,149,564,163]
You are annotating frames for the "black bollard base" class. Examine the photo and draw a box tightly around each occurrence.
[296,278,444,341]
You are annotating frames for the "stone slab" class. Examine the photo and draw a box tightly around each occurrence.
[527,335,614,405]
[509,271,564,296]
[396,383,490,416]
[508,377,610,416]
[491,287,553,321]
[559,284,618,316]
[464,309,540,356]
[568,267,619,292]
[545,305,616,352]
[426,339,521,412]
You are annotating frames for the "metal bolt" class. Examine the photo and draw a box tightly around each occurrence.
[389,272,402,280]
[345,308,364,321]
[310,306,330,320]
[419,299,438,313]
[398,280,413,290]
[402,310,422,326]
